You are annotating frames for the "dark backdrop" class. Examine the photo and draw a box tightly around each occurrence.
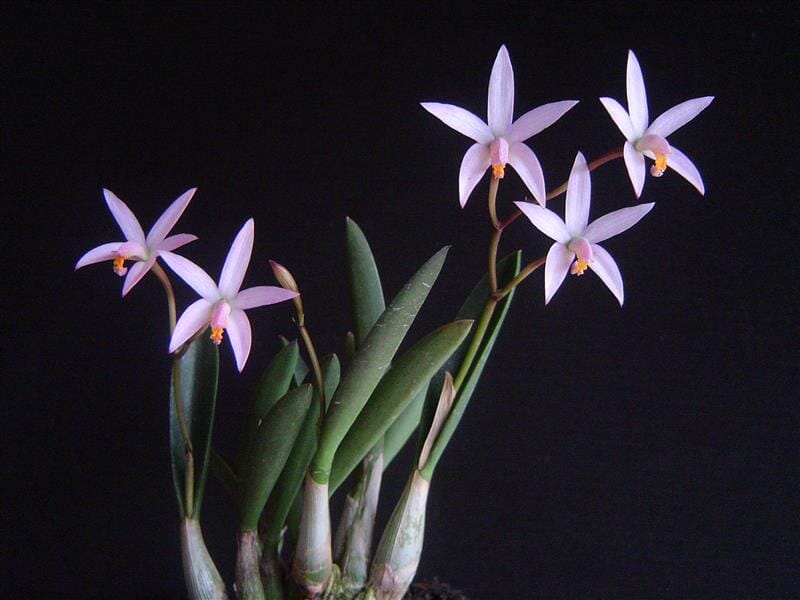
[4,2,798,597]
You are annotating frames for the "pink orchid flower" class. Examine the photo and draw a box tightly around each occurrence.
[421,45,578,207]
[161,218,298,372]
[75,188,198,295]
[600,50,713,197]
[515,152,654,306]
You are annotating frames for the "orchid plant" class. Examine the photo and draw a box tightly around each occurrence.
[76,45,712,599]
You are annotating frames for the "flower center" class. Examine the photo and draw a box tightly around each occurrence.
[210,326,224,345]
[571,258,589,276]
[209,301,231,346]
[489,137,509,179]
[112,255,128,276]
[650,152,668,177]
[568,238,593,277]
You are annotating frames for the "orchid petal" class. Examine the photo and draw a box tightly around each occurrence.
[514,201,570,244]
[584,202,655,244]
[158,233,198,252]
[234,286,299,310]
[121,257,155,296]
[508,100,579,144]
[508,142,546,206]
[599,97,635,141]
[589,244,624,306]
[170,298,213,352]
[160,251,220,301]
[458,143,490,207]
[565,152,591,236]
[103,189,146,243]
[487,45,514,136]
[146,188,197,246]
[664,145,706,195]
[544,242,573,304]
[226,309,252,372]
[420,103,493,144]
[647,96,714,138]
[75,242,122,270]
[219,219,254,297]
[626,50,649,136]
[624,141,646,198]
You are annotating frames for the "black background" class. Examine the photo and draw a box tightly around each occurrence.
[4,2,798,597]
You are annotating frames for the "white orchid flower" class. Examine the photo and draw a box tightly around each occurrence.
[422,45,578,207]
[75,188,198,296]
[600,50,713,197]
[160,219,298,372]
[515,152,654,305]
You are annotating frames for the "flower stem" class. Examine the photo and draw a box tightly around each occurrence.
[452,297,497,392]
[152,262,177,333]
[487,175,500,229]
[494,255,546,300]
[296,312,326,433]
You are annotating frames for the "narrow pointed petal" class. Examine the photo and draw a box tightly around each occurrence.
[647,96,714,138]
[624,141,646,198]
[514,201,570,243]
[584,202,655,243]
[146,188,197,246]
[219,219,254,297]
[160,251,220,301]
[665,145,706,195]
[158,233,198,252]
[103,189,146,243]
[589,244,624,306]
[565,152,591,236]
[508,100,579,143]
[226,309,252,372]
[458,142,490,207]
[121,257,155,296]
[170,298,213,352]
[599,97,635,141]
[487,45,514,136]
[544,243,573,304]
[508,142,546,206]
[75,242,122,269]
[420,103,493,143]
[626,50,649,136]
[234,286,299,310]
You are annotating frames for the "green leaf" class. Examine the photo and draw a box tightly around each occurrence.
[329,319,472,494]
[345,217,386,346]
[238,341,300,473]
[419,251,521,480]
[262,354,341,547]
[170,336,220,519]
[310,246,450,484]
[382,386,426,471]
[239,384,313,531]
[280,335,310,386]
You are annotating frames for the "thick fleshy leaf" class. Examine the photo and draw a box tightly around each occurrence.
[219,218,254,297]
[458,142,490,207]
[665,145,706,195]
[121,257,155,296]
[584,202,655,244]
[509,100,579,144]
[238,384,313,530]
[146,187,197,246]
[161,251,220,301]
[345,218,386,346]
[159,233,198,252]
[75,242,121,269]
[508,142,546,206]
[565,152,591,236]
[487,45,514,136]
[419,102,492,143]
[589,243,624,305]
[599,97,634,141]
[626,50,649,136]
[624,141,646,198]
[226,308,252,372]
[544,242,573,305]
[329,320,473,494]
[514,201,570,243]
[104,188,145,243]
[310,247,449,484]
[170,298,213,352]
[235,285,298,310]
[382,387,426,471]
[170,336,219,518]
[647,96,714,138]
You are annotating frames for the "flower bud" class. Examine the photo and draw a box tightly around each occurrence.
[269,260,300,293]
